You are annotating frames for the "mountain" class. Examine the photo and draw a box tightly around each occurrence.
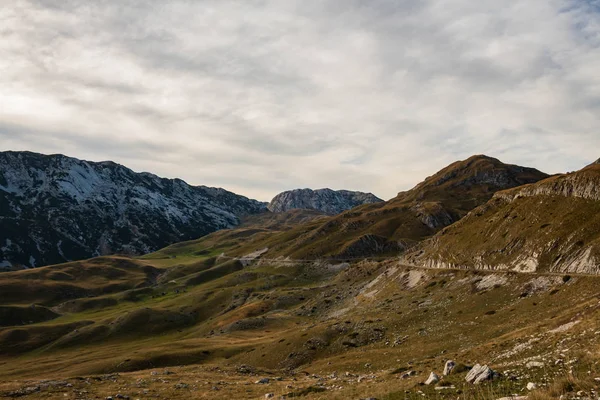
[268,188,383,215]
[0,151,267,270]
[1,155,599,400]
[177,155,549,261]
[407,161,600,274]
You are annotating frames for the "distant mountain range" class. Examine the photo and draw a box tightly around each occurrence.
[0,151,381,270]
[0,151,268,270]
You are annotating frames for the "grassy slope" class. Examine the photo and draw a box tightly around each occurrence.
[1,257,600,399]
[410,164,600,273]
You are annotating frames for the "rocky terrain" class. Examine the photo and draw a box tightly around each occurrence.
[0,151,267,270]
[267,188,383,215]
[406,162,600,274]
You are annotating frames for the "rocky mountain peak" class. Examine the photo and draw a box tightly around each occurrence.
[398,155,549,203]
[268,188,383,215]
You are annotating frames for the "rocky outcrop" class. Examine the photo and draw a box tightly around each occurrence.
[495,164,600,203]
[268,188,382,215]
[410,202,456,229]
[0,151,268,269]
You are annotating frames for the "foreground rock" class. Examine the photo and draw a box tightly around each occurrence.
[424,372,440,385]
[465,364,498,384]
[443,360,456,375]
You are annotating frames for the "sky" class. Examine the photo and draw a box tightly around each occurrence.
[1,1,600,201]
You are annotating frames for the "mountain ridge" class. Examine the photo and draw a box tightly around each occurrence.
[0,151,268,270]
[268,188,382,215]
[406,162,600,274]
[191,155,550,260]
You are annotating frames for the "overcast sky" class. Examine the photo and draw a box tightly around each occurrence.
[1,1,600,201]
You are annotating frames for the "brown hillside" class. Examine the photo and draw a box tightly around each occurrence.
[223,155,548,259]
[407,163,600,273]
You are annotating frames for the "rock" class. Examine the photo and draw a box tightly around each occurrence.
[443,360,456,375]
[526,361,544,369]
[435,385,455,390]
[255,378,270,384]
[526,382,537,390]
[237,364,255,374]
[496,396,528,400]
[174,383,189,389]
[424,372,440,385]
[265,394,274,399]
[400,371,416,379]
[465,364,497,384]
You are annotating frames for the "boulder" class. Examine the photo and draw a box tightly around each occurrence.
[424,372,440,385]
[526,382,537,390]
[400,371,416,379]
[443,360,456,375]
[255,378,270,384]
[465,364,497,384]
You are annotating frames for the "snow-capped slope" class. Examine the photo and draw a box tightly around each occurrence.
[0,151,267,270]
[268,188,382,215]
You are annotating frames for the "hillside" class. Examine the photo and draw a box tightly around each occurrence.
[268,188,383,215]
[0,151,267,270]
[213,155,549,260]
[406,163,600,274]
[1,242,600,399]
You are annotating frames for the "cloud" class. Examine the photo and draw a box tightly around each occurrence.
[1,0,599,201]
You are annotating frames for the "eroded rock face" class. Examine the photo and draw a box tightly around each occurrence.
[495,167,600,202]
[0,151,268,270]
[268,188,382,215]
